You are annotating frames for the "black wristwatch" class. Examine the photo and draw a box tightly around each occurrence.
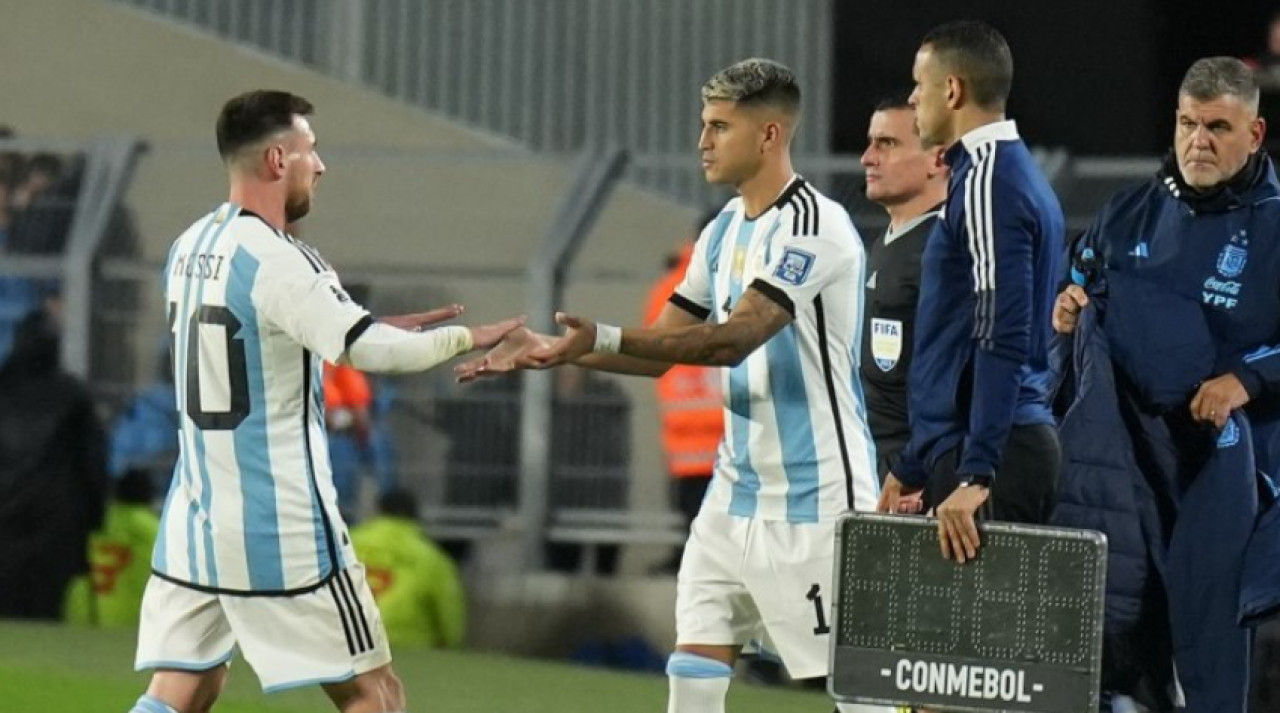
[958,473,993,489]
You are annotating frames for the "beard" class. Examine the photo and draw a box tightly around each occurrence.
[285,193,312,224]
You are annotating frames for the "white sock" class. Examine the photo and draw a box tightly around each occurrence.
[667,652,732,713]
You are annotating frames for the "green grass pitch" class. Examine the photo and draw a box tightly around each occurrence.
[0,620,827,712]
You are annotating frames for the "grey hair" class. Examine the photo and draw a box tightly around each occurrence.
[1180,57,1260,110]
[701,58,801,115]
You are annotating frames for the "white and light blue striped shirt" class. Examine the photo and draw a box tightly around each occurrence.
[672,178,879,522]
[157,203,369,594]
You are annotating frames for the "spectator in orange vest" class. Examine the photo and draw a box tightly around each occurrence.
[324,362,374,521]
[645,212,724,574]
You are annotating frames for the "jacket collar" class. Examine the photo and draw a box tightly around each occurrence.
[944,120,1020,167]
[960,120,1019,157]
[1158,150,1278,213]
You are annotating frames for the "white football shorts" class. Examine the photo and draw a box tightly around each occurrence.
[675,509,839,680]
[135,563,391,692]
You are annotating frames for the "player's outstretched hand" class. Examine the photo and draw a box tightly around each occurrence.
[528,312,598,368]
[382,304,465,331]
[468,316,527,351]
[455,327,556,383]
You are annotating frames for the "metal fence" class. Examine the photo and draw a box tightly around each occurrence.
[0,137,147,390]
[108,0,834,206]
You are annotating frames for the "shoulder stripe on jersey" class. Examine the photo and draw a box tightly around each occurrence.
[787,195,804,236]
[813,295,856,508]
[345,314,376,351]
[771,177,805,214]
[786,182,820,237]
[799,183,820,236]
[748,278,795,318]
[669,292,711,321]
[234,210,327,273]
[282,233,323,273]
[292,236,332,272]
[965,143,998,349]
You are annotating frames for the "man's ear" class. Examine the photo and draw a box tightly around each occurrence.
[945,75,963,111]
[927,146,948,179]
[761,121,781,153]
[265,144,287,178]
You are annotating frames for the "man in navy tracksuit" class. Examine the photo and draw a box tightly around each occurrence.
[1054,57,1280,713]
[877,20,1064,563]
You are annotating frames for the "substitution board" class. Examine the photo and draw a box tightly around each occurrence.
[829,514,1106,713]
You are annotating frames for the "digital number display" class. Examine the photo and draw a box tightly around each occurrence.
[830,514,1106,713]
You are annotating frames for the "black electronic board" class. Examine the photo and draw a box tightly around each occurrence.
[830,514,1106,713]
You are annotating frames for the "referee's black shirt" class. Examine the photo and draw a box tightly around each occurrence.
[860,207,940,478]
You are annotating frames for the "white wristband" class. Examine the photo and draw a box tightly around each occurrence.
[593,323,622,354]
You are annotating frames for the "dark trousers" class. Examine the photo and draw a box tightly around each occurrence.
[922,423,1061,524]
[874,434,908,486]
[674,474,712,525]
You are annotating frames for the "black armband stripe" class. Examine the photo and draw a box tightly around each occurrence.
[669,292,712,321]
[748,279,795,318]
[344,314,375,351]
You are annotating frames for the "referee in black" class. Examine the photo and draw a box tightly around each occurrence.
[858,94,947,486]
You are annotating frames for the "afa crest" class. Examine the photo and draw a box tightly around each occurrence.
[1217,244,1248,278]
[774,248,816,286]
[1218,418,1240,449]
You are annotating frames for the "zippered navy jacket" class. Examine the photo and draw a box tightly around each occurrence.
[1052,285,1280,713]
[1050,151,1280,713]
[892,120,1064,486]
[1072,152,1280,414]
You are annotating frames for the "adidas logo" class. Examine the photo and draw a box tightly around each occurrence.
[867,271,878,289]
[1128,243,1149,258]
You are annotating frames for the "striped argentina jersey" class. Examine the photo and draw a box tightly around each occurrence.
[670,177,879,522]
[158,203,373,594]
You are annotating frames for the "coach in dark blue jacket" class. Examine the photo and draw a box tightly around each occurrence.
[1053,57,1280,713]
[878,20,1064,563]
